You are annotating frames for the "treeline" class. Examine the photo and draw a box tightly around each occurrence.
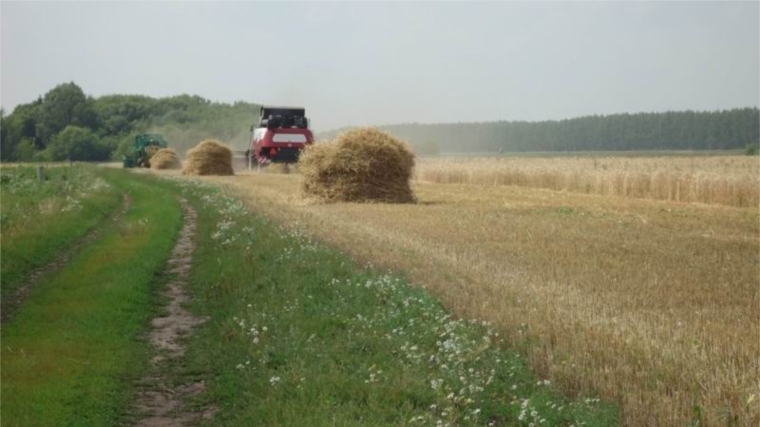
[0,82,259,162]
[4,82,758,161]
[373,108,759,154]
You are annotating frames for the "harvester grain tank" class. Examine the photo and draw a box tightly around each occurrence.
[247,106,314,168]
[123,134,168,168]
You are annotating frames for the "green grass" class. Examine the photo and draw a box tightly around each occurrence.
[173,180,619,427]
[0,169,183,427]
[0,165,122,301]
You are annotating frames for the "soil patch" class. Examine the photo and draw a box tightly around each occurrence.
[133,198,214,427]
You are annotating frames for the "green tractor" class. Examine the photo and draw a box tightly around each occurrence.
[122,134,168,168]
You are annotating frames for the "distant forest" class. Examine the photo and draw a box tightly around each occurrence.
[372,108,760,154]
[1,82,758,162]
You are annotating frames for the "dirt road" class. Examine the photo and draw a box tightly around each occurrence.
[133,198,214,427]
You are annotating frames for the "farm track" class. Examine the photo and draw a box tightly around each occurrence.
[0,193,132,324]
[133,198,215,427]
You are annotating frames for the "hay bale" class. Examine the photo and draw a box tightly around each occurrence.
[181,139,234,176]
[299,128,415,203]
[150,148,182,170]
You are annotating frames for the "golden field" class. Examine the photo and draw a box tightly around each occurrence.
[416,156,760,207]
[161,155,759,427]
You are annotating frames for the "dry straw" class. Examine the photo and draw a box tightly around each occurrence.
[181,139,234,176]
[138,145,161,167]
[150,148,182,170]
[263,163,295,175]
[299,128,415,203]
[416,156,760,207]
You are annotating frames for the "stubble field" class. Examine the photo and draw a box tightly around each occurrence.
[187,154,759,427]
[416,155,759,207]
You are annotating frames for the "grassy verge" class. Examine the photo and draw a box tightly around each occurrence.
[0,169,183,427]
[174,180,618,427]
[0,165,122,300]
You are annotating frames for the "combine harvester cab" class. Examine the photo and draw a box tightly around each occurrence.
[248,106,314,169]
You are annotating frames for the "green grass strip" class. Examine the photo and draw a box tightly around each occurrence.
[1,165,122,299]
[1,170,183,427]
[176,180,619,427]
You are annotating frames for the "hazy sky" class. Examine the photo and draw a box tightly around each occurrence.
[2,1,758,132]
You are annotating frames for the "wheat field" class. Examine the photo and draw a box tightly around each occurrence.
[171,156,759,427]
[416,156,760,207]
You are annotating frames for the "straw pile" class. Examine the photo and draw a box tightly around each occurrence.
[181,139,234,176]
[138,145,160,167]
[299,128,415,203]
[150,148,182,170]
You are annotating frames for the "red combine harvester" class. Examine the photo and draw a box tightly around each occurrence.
[247,106,314,169]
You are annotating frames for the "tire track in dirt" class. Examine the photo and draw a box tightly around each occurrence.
[1,193,132,324]
[133,198,215,427]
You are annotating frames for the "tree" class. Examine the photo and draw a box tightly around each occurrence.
[44,126,109,161]
[0,109,7,160]
[111,133,138,161]
[381,108,760,153]
[14,137,38,161]
[1,101,43,160]
[94,94,156,135]
[37,82,99,144]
